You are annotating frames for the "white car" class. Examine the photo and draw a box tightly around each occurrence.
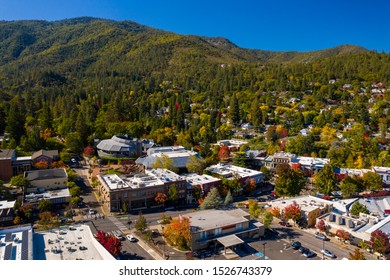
[126,234,137,242]
[88,209,95,215]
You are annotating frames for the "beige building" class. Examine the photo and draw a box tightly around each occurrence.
[186,208,264,251]
[25,168,68,193]
[270,196,333,227]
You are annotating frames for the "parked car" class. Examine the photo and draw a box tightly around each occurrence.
[291,241,301,250]
[88,209,95,215]
[321,249,336,258]
[126,234,137,242]
[299,246,309,254]
[303,250,316,258]
[314,232,329,241]
[279,221,292,227]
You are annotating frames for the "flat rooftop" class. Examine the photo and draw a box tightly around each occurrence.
[25,188,71,203]
[187,208,249,232]
[0,225,33,260]
[271,196,333,211]
[146,168,186,183]
[34,224,114,260]
[185,173,222,186]
[99,173,164,190]
[206,164,263,178]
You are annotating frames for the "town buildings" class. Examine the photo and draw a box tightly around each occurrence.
[206,163,264,186]
[184,173,222,204]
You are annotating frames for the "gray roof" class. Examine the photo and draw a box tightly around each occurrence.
[188,208,249,232]
[97,136,137,152]
[0,149,15,160]
[31,150,58,160]
[25,168,67,181]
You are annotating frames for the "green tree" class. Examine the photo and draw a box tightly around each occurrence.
[65,132,84,154]
[350,202,369,217]
[10,174,28,189]
[37,199,54,213]
[314,164,338,195]
[5,96,25,144]
[168,184,179,206]
[339,176,363,198]
[228,93,240,126]
[260,166,272,182]
[151,155,178,173]
[186,155,206,173]
[232,151,249,168]
[260,211,274,229]
[224,190,233,205]
[69,185,82,197]
[248,199,261,218]
[274,168,305,197]
[361,172,383,191]
[200,188,223,210]
[135,211,148,233]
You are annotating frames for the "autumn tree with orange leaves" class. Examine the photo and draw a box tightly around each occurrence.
[154,192,167,207]
[162,216,191,251]
[217,146,230,162]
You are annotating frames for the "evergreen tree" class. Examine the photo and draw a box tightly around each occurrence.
[224,190,233,205]
[200,188,223,210]
[314,164,338,195]
[228,93,240,126]
[5,96,25,144]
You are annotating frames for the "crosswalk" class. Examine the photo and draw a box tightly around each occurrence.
[107,216,128,232]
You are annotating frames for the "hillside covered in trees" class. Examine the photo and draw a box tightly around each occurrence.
[0,17,390,168]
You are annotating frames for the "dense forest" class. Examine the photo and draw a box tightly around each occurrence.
[0,17,390,168]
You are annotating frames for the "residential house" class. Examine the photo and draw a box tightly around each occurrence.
[334,167,371,181]
[186,208,264,251]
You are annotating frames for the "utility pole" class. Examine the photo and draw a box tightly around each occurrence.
[263,242,267,260]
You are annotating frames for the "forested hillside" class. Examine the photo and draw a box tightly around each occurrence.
[0,17,389,168]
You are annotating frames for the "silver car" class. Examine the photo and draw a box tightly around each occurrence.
[321,249,336,258]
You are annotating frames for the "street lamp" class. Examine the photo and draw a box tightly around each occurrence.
[262,242,267,260]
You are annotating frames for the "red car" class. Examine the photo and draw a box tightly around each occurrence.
[279,221,292,227]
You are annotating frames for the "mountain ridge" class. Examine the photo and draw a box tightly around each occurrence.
[0,17,369,67]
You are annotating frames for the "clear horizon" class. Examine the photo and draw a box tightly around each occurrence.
[0,0,389,53]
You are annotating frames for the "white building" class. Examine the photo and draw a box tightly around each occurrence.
[206,163,263,185]
[135,146,199,170]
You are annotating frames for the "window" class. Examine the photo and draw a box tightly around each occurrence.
[214,228,222,236]
[123,192,128,198]
[200,231,207,240]
[236,223,243,230]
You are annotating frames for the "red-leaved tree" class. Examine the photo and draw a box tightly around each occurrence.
[217,146,230,161]
[283,202,301,224]
[316,219,326,232]
[95,230,122,258]
[370,230,390,254]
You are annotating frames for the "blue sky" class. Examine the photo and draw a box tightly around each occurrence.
[0,0,389,52]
